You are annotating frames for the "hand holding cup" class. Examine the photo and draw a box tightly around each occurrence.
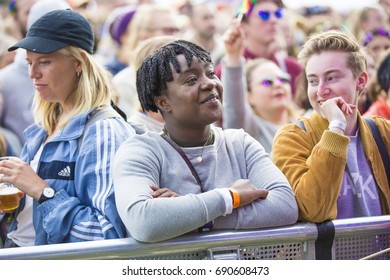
[0,157,25,212]
[0,182,24,212]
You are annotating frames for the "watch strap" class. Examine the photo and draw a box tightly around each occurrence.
[38,188,56,204]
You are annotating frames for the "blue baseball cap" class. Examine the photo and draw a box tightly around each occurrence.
[8,9,94,54]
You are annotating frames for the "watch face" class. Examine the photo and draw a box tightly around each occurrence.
[43,188,55,197]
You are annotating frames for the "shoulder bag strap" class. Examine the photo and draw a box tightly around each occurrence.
[295,119,307,132]
[160,132,214,231]
[160,132,205,192]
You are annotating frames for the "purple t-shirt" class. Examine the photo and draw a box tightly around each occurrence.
[337,130,382,218]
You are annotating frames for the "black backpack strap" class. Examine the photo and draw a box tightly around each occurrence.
[364,117,390,186]
[315,220,335,260]
[111,100,127,121]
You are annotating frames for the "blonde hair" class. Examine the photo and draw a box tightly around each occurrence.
[123,5,178,64]
[33,46,113,134]
[0,133,7,156]
[298,30,368,78]
[132,35,177,70]
[245,58,276,91]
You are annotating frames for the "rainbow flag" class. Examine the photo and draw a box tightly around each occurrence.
[239,0,254,17]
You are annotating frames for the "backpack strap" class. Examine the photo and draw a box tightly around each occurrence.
[364,117,390,186]
[78,106,122,149]
[295,119,307,132]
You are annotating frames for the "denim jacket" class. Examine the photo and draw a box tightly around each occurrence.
[9,106,136,245]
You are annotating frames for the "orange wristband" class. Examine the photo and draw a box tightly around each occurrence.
[229,188,240,209]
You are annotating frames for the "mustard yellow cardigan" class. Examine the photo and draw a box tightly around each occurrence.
[272,112,390,222]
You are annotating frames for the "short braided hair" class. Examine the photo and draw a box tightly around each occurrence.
[136,40,212,113]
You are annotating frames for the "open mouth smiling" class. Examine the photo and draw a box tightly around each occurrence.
[201,93,219,104]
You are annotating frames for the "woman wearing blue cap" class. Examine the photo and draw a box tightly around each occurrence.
[0,9,136,247]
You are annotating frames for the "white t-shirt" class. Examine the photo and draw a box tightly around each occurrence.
[7,145,43,246]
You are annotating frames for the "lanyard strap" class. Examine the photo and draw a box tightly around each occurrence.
[160,132,216,231]
[160,132,205,192]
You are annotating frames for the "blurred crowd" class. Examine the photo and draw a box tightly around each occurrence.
[1,0,389,151]
[0,0,389,248]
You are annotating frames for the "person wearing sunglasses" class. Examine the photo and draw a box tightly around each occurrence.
[221,19,299,154]
[215,0,301,97]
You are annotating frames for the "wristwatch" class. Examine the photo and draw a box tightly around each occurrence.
[38,187,56,204]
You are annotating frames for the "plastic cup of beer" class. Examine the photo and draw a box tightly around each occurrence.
[0,156,24,212]
[0,183,24,212]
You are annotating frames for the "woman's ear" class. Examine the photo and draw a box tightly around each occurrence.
[74,60,82,74]
[154,95,171,113]
[76,51,88,73]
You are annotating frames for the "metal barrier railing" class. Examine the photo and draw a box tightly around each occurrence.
[0,216,389,260]
[332,216,390,259]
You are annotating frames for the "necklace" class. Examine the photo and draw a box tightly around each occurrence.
[162,127,214,163]
[194,131,214,163]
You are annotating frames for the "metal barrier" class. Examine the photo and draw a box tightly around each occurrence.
[0,216,389,260]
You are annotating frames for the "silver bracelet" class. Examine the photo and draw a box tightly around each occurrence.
[328,120,347,132]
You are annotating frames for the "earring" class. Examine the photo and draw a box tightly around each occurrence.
[77,71,81,78]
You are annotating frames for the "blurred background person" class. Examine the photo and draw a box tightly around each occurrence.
[221,20,298,154]
[359,28,390,114]
[293,70,313,117]
[103,5,137,76]
[349,3,389,43]
[216,0,301,97]
[91,1,138,66]
[0,0,51,150]
[362,27,390,64]
[364,49,390,119]
[184,0,225,65]
[113,3,181,120]
[297,5,342,37]
[275,8,305,59]
[8,0,38,39]
[0,31,16,69]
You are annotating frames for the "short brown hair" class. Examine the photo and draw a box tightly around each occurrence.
[298,30,368,78]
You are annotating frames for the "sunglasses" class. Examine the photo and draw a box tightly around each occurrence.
[363,28,390,46]
[257,8,283,21]
[260,76,290,87]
